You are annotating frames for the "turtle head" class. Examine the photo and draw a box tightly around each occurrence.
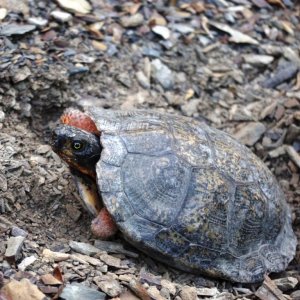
[51,125,101,179]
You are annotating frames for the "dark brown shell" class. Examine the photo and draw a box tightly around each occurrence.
[88,108,296,283]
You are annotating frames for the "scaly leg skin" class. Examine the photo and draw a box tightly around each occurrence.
[91,207,118,239]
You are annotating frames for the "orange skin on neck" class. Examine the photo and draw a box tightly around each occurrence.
[61,109,118,239]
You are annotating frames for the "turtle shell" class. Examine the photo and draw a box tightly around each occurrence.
[87,108,296,283]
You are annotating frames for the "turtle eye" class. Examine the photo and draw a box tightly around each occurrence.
[73,141,83,150]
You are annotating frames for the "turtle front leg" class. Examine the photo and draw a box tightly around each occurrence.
[91,207,118,239]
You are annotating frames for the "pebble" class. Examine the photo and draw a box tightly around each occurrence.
[152,25,170,39]
[94,240,138,258]
[28,17,48,27]
[179,286,198,300]
[5,236,26,261]
[71,253,103,266]
[94,277,122,297]
[69,241,100,256]
[291,290,300,300]
[11,226,28,237]
[51,10,72,22]
[147,286,164,300]
[181,99,200,116]
[136,71,151,89]
[269,146,286,158]
[99,253,123,268]
[161,279,176,295]
[120,13,144,28]
[42,249,70,262]
[0,8,7,20]
[0,110,5,122]
[60,283,106,300]
[243,54,274,66]
[1,279,46,300]
[57,0,91,14]
[0,24,36,36]
[234,122,266,146]
[273,277,298,292]
[151,59,174,90]
[286,145,300,169]
[197,287,220,297]
[18,255,37,271]
[171,24,194,34]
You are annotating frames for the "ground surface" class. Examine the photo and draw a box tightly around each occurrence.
[0,0,300,299]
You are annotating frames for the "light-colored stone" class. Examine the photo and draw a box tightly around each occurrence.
[161,279,177,295]
[42,248,70,262]
[234,122,266,146]
[120,13,144,28]
[197,287,220,297]
[60,283,105,300]
[151,59,174,90]
[94,278,122,297]
[57,0,91,14]
[51,10,72,22]
[18,255,37,271]
[152,25,170,39]
[69,241,100,256]
[5,236,26,260]
[243,54,274,66]
[273,277,298,292]
[179,286,197,300]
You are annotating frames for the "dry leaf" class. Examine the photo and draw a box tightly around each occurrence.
[266,0,285,7]
[53,266,64,283]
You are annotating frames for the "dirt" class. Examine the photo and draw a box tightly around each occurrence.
[0,0,300,299]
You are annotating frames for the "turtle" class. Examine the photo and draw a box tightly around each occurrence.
[51,107,296,283]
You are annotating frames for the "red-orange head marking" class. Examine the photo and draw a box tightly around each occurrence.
[60,109,100,135]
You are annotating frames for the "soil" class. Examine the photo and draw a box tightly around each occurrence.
[0,0,299,299]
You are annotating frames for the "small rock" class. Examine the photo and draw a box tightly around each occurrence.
[28,17,48,27]
[69,241,100,256]
[161,279,176,295]
[18,255,37,271]
[0,110,5,122]
[11,226,28,237]
[273,277,298,292]
[71,253,103,266]
[120,13,144,28]
[94,277,122,297]
[0,8,7,20]
[152,25,170,39]
[147,286,164,300]
[42,249,70,262]
[234,122,266,146]
[5,236,26,261]
[291,290,300,300]
[243,54,274,66]
[40,274,62,285]
[57,0,91,14]
[179,286,197,300]
[99,253,122,268]
[151,59,174,90]
[51,10,72,22]
[60,283,106,300]
[136,71,150,89]
[197,287,219,297]
[181,99,200,116]
[12,66,31,83]
[0,24,36,36]
[284,98,299,108]
[269,146,286,158]
[171,24,194,34]
[94,240,138,258]
[2,279,46,300]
